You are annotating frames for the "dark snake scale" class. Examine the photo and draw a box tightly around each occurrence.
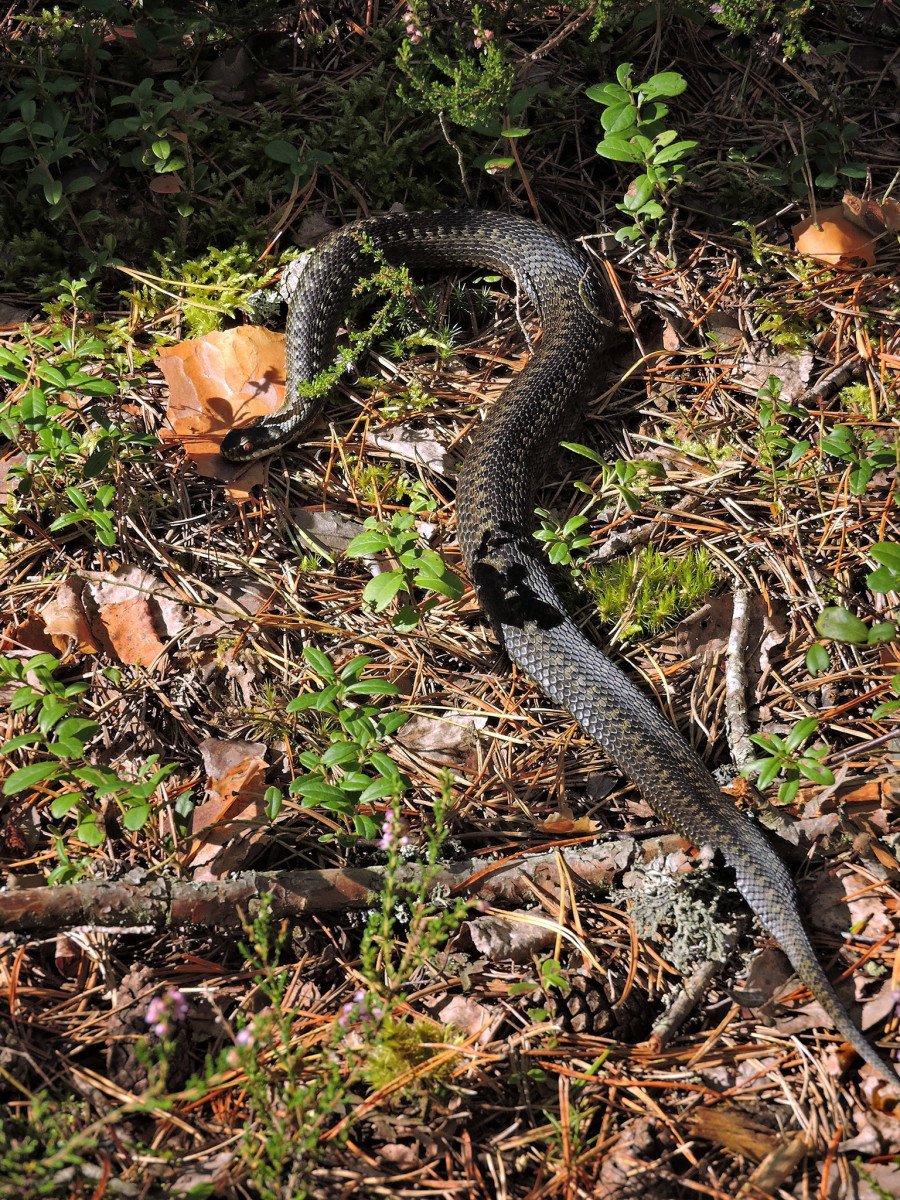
[222,211,897,1085]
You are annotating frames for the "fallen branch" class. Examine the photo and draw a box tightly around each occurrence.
[0,834,687,934]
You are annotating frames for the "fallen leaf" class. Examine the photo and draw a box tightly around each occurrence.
[0,301,33,325]
[292,508,366,556]
[156,326,286,501]
[704,310,745,349]
[686,1105,777,1163]
[148,174,181,194]
[435,994,498,1043]
[376,1144,420,1170]
[731,344,814,401]
[535,815,602,836]
[40,578,100,656]
[366,421,453,475]
[0,451,26,504]
[842,191,900,235]
[0,612,60,658]
[394,710,486,770]
[189,738,269,879]
[462,912,556,962]
[793,206,876,268]
[87,565,188,670]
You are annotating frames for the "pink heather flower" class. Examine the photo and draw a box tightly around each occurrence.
[235,1027,253,1047]
[145,988,187,1037]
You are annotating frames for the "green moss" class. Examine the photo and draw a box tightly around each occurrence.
[362,1016,458,1096]
[583,545,716,641]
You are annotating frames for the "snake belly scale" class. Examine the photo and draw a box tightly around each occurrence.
[221,210,897,1085]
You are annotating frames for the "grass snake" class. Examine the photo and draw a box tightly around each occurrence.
[221,210,897,1086]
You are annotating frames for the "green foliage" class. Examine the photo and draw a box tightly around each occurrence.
[347,483,464,631]
[359,785,472,1001]
[398,2,515,133]
[757,118,865,196]
[307,58,451,207]
[362,1014,458,1094]
[819,425,896,497]
[583,546,716,641]
[534,444,665,578]
[0,321,153,547]
[282,647,410,840]
[587,63,696,242]
[745,716,833,806]
[142,244,275,338]
[815,607,896,647]
[752,374,809,495]
[563,441,666,512]
[228,895,351,1196]
[805,643,831,677]
[872,675,900,720]
[866,542,900,594]
[0,1091,94,1198]
[534,508,594,569]
[0,654,176,863]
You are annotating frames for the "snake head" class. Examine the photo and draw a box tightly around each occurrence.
[221,426,263,463]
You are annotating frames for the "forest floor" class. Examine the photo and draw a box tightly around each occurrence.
[1,3,899,1198]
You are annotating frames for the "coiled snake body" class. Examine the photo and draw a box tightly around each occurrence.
[222,211,896,1084]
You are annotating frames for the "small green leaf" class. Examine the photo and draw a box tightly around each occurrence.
[363,570,405,611]
[585,82,629,105]
[483,157,514,172]
[49,792,82,819]
[3,760,60,794]
[344,678,400,697]
[293,778,347,806]
[869,542,900,571]
[264,786,283,820]
[652,139,697,164]
[805,644,830,677]
[797,760,835,786]
[264,139,298,164]
[595,137,643,163]
[868,567,898,593]
[785,717,818,752]
[815,606,868,644]
[346,530,389,556]
[76,816,105,847]
[501,127,530,138]
[868,621,897,645]
[756,757,782,789]
[122,804,151,831]
[600,104,637,134]
[322,742,361,766]
[777,778,801,805]
[42,178,63,206]
[640,71,687,100]
[302,645,336,679]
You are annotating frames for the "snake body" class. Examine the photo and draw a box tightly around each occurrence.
[222,211,896,1085]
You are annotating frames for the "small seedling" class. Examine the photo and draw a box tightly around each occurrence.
[284,646,410,839]
[587,63,696,241]
[745,717,833,805]
[347,487,463,631]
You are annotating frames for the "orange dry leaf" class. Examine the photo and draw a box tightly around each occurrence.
[842,191,900,235]
[792,205,876,268]
[40,578,100,656]
[156,325,286,501]
[189,738,269,879]
[88,565,178,669]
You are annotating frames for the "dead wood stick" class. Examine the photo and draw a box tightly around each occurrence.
[0,835,689,934]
